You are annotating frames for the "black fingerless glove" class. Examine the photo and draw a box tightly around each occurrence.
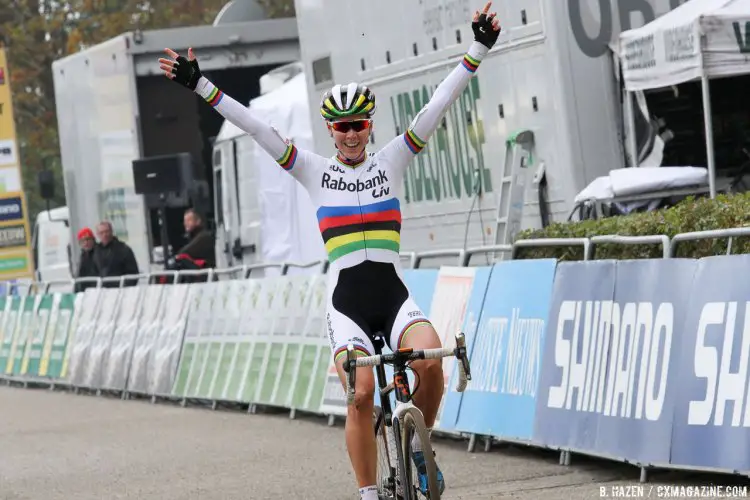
[472,13,500,49]
[171,56,202,91]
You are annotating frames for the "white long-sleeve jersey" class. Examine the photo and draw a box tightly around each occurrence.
[195,41,489,272]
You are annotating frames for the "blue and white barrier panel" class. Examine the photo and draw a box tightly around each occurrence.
[533,259,696,465]
[440,259,556,442]
[670,254,750,471]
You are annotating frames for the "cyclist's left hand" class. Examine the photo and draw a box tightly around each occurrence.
[472,1,501,49]
[158,47,202,91]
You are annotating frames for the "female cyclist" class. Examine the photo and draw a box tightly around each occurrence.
[158,3,500,498]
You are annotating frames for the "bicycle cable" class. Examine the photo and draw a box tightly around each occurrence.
[404,360,422,399]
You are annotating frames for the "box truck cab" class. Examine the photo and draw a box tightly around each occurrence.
[32,206,73,283]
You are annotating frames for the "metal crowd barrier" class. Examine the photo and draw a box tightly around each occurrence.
[0,226,748,485]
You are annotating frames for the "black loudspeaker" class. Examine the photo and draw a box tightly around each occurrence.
[132,153,193,195]
[37,170,55,200]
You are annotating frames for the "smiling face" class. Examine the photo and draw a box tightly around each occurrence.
[328,114,372,160]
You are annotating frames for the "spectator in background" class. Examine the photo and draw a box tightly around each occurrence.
[74,227,99,293]
[96,220,139,287]
[170,208,216,282]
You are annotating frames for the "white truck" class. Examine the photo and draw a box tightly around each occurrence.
[289,0,691,257]
[51,11,300,275]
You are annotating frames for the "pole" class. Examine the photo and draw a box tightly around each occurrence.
[626,90,638,168]
[699,36,717,199]
[158,193,170,264]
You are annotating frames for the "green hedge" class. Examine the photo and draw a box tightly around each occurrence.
[514,193,750,261]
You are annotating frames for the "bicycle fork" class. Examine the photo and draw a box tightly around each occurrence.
[376,362,414,498]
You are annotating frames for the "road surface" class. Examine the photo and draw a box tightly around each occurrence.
[0,386,745,499]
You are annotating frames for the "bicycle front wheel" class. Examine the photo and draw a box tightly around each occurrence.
[374,406,399,499]
[400,407,440,500]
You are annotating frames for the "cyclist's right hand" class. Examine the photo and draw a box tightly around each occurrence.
[158,47,202,91]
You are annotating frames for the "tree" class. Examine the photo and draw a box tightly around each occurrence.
[0,0,229,221]
[256,0,295,18]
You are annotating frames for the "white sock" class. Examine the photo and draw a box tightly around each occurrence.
[411,427,432,454]
[359,485,378,500]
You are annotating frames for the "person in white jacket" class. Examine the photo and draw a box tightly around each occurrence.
[158,3,500,498]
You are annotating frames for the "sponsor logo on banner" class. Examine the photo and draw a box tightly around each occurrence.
[671,255,750,471]
[0,255,27,273]
[0,224,26,248]
[534,259,696,464]
[546,300,673,419]
[443,260,556,438]
[0,139,17,166]
[0,196,22,222]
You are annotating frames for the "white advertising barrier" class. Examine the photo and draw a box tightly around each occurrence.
[224,278,265,402]
[65,288,103,386]
[10,295,41,375]
[0,297,13,349]
[177,281,220,399]
[126,285,165,394]
[171,281,212,398]
[428,267,476,429]
[234,276,283,404]
[266,275,318,408]
[249,275,306,406]
[81,288,122,389]
[147,283,190,396]
[101,286,143,391]
[284,274,330,412]
[206,279,249,401]
[59,293,85,380]
[192,281,232,400]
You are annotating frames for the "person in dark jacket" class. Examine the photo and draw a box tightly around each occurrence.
[95,221,139,287]
[171,208,215,282]
[74,227,100,293]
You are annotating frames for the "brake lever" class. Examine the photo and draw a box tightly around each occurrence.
[455,332,472,381]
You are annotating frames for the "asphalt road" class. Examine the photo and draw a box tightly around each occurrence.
[0,386,746,500]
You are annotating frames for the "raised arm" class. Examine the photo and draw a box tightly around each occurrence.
[158,48,315,183]
[380,3,501,169]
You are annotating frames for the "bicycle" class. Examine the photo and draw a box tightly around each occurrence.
[343,331,472,500]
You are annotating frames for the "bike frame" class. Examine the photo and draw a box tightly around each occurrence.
[344,332,471,497]
[372,336,417,489]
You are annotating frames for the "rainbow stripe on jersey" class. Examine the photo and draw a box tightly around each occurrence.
[317,198,402,262]
[462,53,480,73]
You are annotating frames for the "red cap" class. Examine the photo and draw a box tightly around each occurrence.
[77,227,94,240]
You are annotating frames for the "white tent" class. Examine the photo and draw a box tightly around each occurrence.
[619,0,750,198]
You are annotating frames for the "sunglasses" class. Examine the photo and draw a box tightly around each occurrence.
[330,120,371,133]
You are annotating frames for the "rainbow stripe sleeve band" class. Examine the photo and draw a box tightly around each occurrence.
[204,86,224,107]
[462,53,480,73]
[277,144,298,171]
[403,129,426,154]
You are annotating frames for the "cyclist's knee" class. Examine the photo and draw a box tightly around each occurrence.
[414,357,443,379]
[351,370,375,412]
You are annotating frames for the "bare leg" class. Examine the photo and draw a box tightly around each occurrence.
[400,323,444,427]
[336,358,377,488]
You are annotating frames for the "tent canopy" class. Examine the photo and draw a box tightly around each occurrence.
[620,0,750,91]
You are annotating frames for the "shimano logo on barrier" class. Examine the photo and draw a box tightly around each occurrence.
[689,302,750,427]
[546,301,673,422]
[321,170,391,198]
